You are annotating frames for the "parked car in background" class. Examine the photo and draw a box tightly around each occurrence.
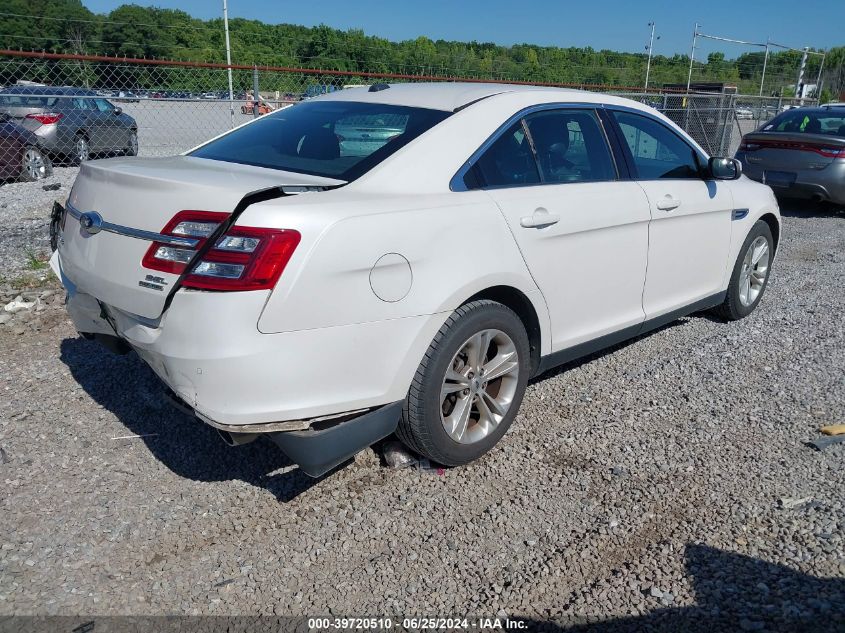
[51,83,779,477]
[0,86,138,163]
[0,111,51,181]
[240,100,275,115]
[115,90,139,103]
[735,106,754,120]
[302,84,339,100]
[736,106,845,205]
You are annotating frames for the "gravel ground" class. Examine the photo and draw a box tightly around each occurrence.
[0,193,843,630]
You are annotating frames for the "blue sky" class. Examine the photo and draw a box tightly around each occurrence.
[82,0,843,55]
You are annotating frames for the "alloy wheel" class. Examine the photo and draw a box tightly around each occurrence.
[23,148,46,180]
[76,137,90,162]
[739,235,770,307]
[440,328,520,444]
[128,132,138,155]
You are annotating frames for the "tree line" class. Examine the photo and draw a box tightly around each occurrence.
[1,0,842,99]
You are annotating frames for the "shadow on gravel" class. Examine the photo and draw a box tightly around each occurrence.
[523,545,844,633]
[778,199,845,219]
[59,336,338,502]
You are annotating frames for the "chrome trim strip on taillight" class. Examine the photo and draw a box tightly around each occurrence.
[65,202,200,248]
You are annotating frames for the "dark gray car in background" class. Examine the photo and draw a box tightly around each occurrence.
[735,106,845,206]
[0,85,138,163]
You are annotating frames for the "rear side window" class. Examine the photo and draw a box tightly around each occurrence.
[0,95,60,107]
[524,109,615,183]
[73,97,94,110]
[470,121,540,188]
[190,101,451,181]
[612,111,701,179]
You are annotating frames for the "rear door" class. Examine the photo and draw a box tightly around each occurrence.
[93,98,127,151]
[608,109,733,320]
[73,97,107,150]
[476,107,651,352]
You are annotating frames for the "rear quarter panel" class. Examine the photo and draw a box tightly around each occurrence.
[248,189,548,348]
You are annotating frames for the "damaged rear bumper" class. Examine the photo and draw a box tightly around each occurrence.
[165,388,401,477]
[52,250,411,477]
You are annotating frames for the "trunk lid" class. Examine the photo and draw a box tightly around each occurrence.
[741,132,845,170]
[59,155,342,319]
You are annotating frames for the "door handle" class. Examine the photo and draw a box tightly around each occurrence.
[520,208,560,228]
[656,196,681,211]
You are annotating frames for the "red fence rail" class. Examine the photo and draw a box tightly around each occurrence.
[0,48,674,94]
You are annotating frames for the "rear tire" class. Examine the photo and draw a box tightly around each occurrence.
[712,220,774,321]
[398,300,530,466]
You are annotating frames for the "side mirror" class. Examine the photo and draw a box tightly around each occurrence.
[112,106,122,115]
[709,156,742,180]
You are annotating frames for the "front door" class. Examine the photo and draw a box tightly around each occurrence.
[609,110,734,320]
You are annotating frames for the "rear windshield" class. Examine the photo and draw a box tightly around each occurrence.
[190,100,451,181]
[763,110,845,136]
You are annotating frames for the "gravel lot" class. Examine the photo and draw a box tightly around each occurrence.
[0,174,843,630]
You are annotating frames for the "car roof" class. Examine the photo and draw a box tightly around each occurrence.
[311,81,582,111]
[4,85,95,96]
[778,107,845,116]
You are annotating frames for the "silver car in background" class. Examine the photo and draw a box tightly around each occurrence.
[735,106,845,206]
[0,85,138,163]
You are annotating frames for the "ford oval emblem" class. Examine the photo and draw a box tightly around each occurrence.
[79,211,103,235]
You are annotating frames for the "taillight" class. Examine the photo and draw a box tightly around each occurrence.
[739,138,761,152]
[141,210,300,291]
[818,147,845,159]
[25,112,63,125]
[739,137,845,159]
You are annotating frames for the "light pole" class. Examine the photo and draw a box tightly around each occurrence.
[796,46,808,104]
[686,22,700,92]
[223,0,235,127]
[644,21,660,92]
[759,38,770,96]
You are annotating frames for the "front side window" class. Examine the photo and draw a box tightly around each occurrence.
[190,100,451,181]
[95,99,115,113]
[524,109,615,183]
[612,111,702,179]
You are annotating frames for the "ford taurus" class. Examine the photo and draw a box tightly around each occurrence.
[51,83,780,476]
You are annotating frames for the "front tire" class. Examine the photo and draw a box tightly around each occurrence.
[712,220,774,321]
[125,130,138,156]
[73,134,90,164]
[20,147,49,182]
[397,300,530,466]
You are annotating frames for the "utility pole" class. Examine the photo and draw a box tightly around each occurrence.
[644,22,659,92]
[814,53,826,104]
[796,47,808,104]
[686,23,700,92]
[222,0,235,128]
[759,38,770,96]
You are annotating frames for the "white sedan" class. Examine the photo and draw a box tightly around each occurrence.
[51,83,780,476]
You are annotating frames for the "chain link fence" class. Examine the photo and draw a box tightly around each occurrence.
[0,50,818,182]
